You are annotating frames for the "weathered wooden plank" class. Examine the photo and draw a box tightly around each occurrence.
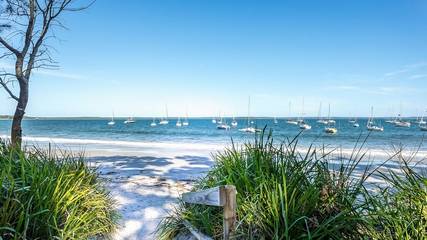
[221,185,237,240]
[182,220,213,240]
[182,186,223,206]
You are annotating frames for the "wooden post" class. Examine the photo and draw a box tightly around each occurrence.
[221,185,237,240]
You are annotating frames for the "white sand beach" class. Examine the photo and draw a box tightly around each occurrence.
[85,143,221,240]
[6,136,426,239]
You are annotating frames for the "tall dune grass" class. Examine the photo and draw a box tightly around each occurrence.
[158,131,427,240]
[0,141,117,239]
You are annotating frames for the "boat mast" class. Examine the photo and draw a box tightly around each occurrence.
[247,96,251,127]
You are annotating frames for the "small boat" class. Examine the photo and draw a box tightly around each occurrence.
[217,121,231,130]
[394,104,410,127]
[420,123,427,131]
[286,102,299,125]
[176,117,182,127]
[353,122,360,128]
[150,118,157,127]
[299,122,311,130]
[107,112,115,126]
[317,119,329,125]
[316,103,328,125]
[159,105,169,125]
[367,107,384,132]
[297,98,310,130]
[325,127,338,134]
[324,110,338,134]
[287,119,299,125]
[326,104,335,124]
[415,111,426,125]
[239,127,261,133]
[348,118,356,124]
[183,111,189,126]
[231,116,238,127]
[212,119,217,124]
[240,97,261,133]
[273,117,278,125]
[394,115,411,128]
[124,117,136,124]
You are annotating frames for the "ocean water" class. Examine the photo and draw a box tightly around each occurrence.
[0,118,425,151]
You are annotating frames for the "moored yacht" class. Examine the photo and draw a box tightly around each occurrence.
[367,107,384,132]
[316,102,329,125]
[124,117,136,124]
[176,117,182,127]
[159,105,169,125]
[107,112,115,126]
[231,116,238,127]
[239,97,261,133]
[150,117,157,127]
[299,121,312,130]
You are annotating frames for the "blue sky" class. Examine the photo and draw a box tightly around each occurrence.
[1,0,427,117]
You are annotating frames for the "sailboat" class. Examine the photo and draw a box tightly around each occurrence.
[394,104,411,127]
[240,97,261,133]
[353,118,360,128]
[394,114,411,127]
[107,112,115,126]
[217,117,231,130]
[183,110,189,126]
[273,117,278,125]
[159,105,169,125]
[231,116,238,127]
[124,117,136,124]
[176,117,182,127]
[415,110,426,125]
[326,104,335,124]
[286,101,299,125]
[316,102,328,125]
[367,107,384,132]
[420,123,427,131]
[150,117,157,127]
[298,98,311,130]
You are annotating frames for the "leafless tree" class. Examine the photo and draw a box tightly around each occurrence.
[0,0,91,147]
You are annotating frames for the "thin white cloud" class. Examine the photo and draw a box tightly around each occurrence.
[0,61,86,80]
[384,62,427,80]
[409,74,427,80]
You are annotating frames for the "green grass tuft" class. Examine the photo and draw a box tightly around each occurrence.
[158,130,427,240]
[0,141,118,239]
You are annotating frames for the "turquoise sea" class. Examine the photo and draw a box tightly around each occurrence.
[0,118,425,151]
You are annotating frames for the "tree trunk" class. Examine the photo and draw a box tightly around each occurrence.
[11,82,29,148]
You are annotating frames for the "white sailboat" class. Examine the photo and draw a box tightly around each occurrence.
[159,105,169,125]
[240,97,261,133]
[394,114,411,127]
[420,123,427,131]
[367,107,384,132]
[273,117,278,125]
[231,116,238,127]
[150,117,157,127]
[324,105,338,134]
[326,104,335,124]
[298,98,311,130]
[394,104,411,127]
[124,117,136,124]
[176,117,182,127]
[217,117,230,130]
[286,101,299,125]
[316,102,328,125]
[107,112,115,126]
[183,110,189,126]
[415,110,426,125]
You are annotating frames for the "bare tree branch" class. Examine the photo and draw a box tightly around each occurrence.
[0,76,18,101]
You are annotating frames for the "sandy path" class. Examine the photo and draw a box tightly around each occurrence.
[86,146,218,240]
